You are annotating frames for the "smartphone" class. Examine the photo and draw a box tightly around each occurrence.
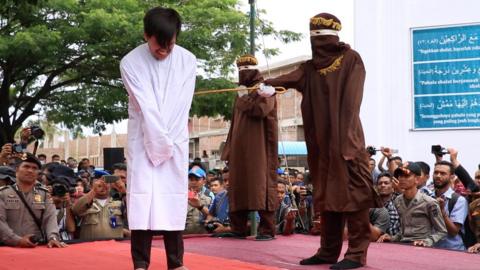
[103,175,119,183]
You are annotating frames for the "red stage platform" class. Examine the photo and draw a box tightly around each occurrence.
[1,234,479,269]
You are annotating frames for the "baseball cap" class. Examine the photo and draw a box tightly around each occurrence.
[188,167,206,178]
[394,161,422,178]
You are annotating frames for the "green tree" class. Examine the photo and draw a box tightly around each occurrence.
[0,0,301,145]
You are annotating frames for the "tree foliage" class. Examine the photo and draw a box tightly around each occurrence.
[0,0,301,145]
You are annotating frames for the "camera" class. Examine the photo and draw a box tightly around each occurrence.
[10,126,45,154]
[103,175,119,183]
[366,146,378,156]
[431,145,449,157]
[52,183,69,197]
[204,218,229,233]
[12,143,25,154]
[30,126,45,140]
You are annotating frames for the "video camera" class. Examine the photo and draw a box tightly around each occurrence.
[366,146,379,156]
[50,176,76,197]
[12,126,45,154]
[431,145,449,157]
[366,146,399,156]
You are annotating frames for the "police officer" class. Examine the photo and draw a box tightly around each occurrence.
[72,176,126,240]
[377,162,447,247]
[0,153,66,248]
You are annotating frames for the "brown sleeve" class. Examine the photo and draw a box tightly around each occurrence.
[235,93,275,119]
[71,194,93,216]
[339,57,366,160]
[264,64,306,92]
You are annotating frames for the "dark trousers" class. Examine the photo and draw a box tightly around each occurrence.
[131,230,183,269]
[229,210,275,236]
[315,209,370,265]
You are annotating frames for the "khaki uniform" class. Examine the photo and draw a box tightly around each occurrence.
[469,198,480,242]
[0,184,59,246]
[72,195,124,240]
[184,193,211,234]
[393,191,447,246]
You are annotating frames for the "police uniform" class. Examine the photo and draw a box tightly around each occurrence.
[72,195,125,240]
[0,184,60,245]
[393,191,447,246]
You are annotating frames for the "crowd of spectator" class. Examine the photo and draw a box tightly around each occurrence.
[2,130,480,257]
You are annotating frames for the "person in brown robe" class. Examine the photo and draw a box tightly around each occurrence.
[264,13,381,270]
[220,55,279,240]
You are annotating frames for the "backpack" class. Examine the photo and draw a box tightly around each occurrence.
[448,193,476,248]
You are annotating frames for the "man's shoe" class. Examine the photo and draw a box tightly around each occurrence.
[299,255,335,265]
[329,259,363,270]
[211,232,246,239]
[255,234,275,241]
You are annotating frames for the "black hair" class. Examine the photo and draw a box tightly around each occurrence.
[416,161,430,175]
[52,154,60,159]
[376,171,393,184]
[144,7,181,48]
[434,160,455,174]
[112,163,127,171]
[277,179,288,186]
[210,177,224,185]
[38,154,46,159]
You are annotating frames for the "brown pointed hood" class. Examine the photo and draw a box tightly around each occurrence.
[236,54,263,87]
[309,13,350,70]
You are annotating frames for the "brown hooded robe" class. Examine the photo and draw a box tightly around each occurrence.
[221,70,278,212]
[265,35,380,213]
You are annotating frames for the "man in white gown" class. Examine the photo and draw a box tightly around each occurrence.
[120,7,196,270]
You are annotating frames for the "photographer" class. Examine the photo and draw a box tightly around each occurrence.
[431,160,469,251]
[109,163,127,201]
[433,147,479,194]
[0,153,66,248]
[1,127,44,167]
[50,176,76,241]
[72,176,128,240]
[275,180,296,235]
[204,177,231,234]
[185,167,212,234]
[433,147,480,250]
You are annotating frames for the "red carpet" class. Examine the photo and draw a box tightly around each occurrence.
[2,235,480,270]
[174,234,480,270]
[0,240,279,270]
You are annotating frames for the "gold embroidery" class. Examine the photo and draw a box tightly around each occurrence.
[317,55,344,75]
[236,55,258,66]
[310,17,342,31]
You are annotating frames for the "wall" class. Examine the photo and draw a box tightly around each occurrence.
[355,0,480,173]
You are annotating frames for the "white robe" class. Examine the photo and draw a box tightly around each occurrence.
[120,43,196,230]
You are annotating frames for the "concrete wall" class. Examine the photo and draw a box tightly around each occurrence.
[355,0,480,173]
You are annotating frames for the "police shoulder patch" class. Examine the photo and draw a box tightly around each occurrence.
[36,186,49,192]
[429,203,439,217]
